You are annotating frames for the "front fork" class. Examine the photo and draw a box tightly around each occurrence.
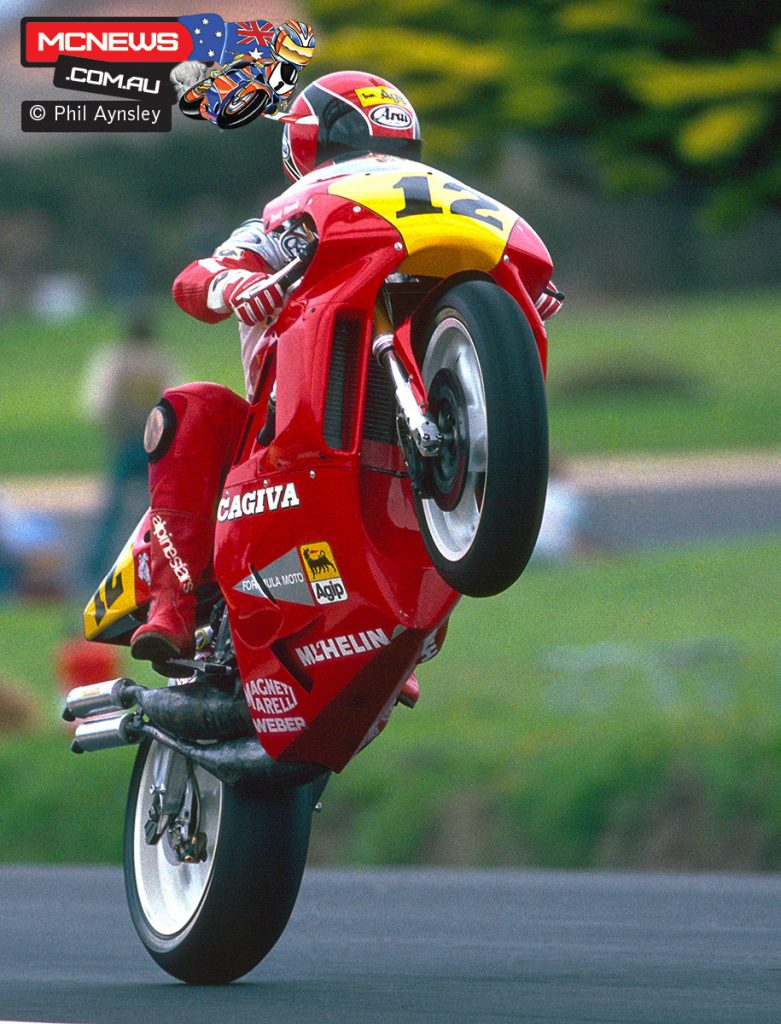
[372,333,443,456]
[372,302,442,459]
[144,742,207,863]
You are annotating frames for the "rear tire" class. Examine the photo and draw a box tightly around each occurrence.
[412,280,548,596]
[178,90,205,119]
[124,738,315,984]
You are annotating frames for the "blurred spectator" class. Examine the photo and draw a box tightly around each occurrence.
[31,272,91,321]
[0,679,38,736]
[533,458,598,562]
[81,316,181,582]
[0,492,63,598]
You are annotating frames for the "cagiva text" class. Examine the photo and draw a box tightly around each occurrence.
[218,483,300,522]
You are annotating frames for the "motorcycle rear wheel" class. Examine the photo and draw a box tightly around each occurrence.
[124,738,315,984]
[178,90,205,119]
[413,279,548,596]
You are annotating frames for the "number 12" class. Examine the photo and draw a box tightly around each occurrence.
[393,175,504,230]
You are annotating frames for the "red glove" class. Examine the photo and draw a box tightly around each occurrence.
[535,282,564,321]
[209,267,288,326]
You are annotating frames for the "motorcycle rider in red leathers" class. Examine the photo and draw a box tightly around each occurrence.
[130,70,563,664]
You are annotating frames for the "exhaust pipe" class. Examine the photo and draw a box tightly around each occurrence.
[62,677,135,722]
[64,678,252,740]
[125,681,253,740]
[65,678,323,788]
[138,723,325,789]
[71,712,140,754]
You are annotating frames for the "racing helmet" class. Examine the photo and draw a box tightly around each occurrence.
[266,21,315,99]
[281,70,422,181]
[272,20,316,68]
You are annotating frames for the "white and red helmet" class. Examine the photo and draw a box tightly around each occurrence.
[281,70,422,182]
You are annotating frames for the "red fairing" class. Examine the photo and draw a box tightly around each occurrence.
[172,249,268,324]
[491,217,554,377]
[213,173,460,772]
[205,160,556,772]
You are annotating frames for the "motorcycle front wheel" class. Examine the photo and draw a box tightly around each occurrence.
[412,279,548,597]
[215,85,268,129]
[124,738,316,984]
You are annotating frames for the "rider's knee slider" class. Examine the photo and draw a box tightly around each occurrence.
[143,399,177,463]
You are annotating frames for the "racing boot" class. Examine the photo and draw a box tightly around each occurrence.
[130,381,250,664]
[130,509,212,662]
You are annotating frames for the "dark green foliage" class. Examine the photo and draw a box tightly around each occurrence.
[308,0,781,224]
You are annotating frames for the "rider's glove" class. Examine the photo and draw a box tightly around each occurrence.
[207,267,287,326]
[535,282,564,321]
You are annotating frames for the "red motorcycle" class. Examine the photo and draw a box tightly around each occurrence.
[64,153,552,984]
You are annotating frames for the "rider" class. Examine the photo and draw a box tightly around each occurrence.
[129,70,562,663]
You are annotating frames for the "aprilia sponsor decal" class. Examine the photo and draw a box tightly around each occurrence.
[296,628,390,667]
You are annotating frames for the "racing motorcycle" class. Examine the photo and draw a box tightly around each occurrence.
[63,153,552,984]
[178,55,284,129]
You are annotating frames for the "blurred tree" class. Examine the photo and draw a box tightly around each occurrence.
[308,0,781,226]
[0,120,286,300]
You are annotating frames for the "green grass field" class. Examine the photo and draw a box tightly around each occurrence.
[1,535,778,867]
[1,286,779,475]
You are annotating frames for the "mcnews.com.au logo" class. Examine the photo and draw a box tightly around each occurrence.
[20,14,315,134]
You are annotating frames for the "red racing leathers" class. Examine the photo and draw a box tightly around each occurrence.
[130,220,291,660]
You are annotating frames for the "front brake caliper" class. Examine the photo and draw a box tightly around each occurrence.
[168,770,208,864]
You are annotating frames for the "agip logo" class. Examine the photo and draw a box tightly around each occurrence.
[355,86,410,108]
[299,542,348,605]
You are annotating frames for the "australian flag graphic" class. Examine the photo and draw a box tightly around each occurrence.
[179,13,274,64]
[179,13,225,62]
[220,20,275,62]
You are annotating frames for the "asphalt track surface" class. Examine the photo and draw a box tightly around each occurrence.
[1,867,779,1023]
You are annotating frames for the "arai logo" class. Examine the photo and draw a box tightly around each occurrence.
[369,104,413,130]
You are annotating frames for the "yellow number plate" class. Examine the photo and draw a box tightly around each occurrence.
[328,164,517,275]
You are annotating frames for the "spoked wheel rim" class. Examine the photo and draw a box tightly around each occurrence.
[420,315,488,561]
[133,742,222,937]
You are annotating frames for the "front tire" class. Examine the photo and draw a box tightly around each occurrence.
[412,280,548,596]
[216,85,269,129]
[124,739,315,984]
